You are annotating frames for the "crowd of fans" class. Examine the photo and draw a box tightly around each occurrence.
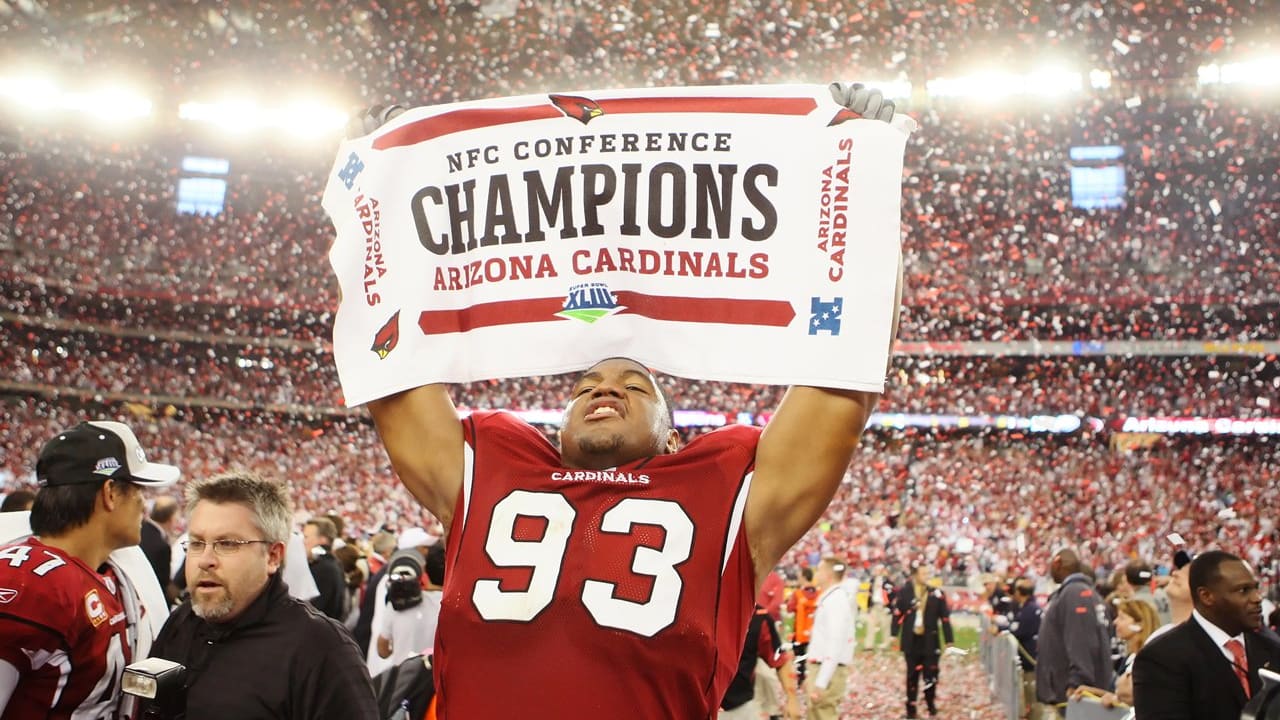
[4,320,1278,418]
[1,0,1276,605]
[3,1,1279,345]
[2,395,1277,593]
[2,0,1273,103]
[3,104,1277,344]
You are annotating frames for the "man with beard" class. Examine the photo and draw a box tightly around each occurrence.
[147,472,377,719]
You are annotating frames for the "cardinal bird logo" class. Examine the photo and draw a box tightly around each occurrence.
[827,108,862,127]
[370,311,400,360]
[550,94,605,125]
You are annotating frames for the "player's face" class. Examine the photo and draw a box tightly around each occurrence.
[560,358,677,470]
[186,500,282,623]
[1204,560,1263,635]
[107,481,146,550]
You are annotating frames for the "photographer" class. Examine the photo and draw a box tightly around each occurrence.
[376,543,445,666]
[145,472,377,719]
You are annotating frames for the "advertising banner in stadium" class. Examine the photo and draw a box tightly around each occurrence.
[323,85,913,407]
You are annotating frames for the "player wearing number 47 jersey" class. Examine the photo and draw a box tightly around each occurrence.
[0,421,180,720]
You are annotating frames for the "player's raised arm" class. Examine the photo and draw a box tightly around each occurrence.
[367,385,465,528]
[746,86,904,577]
[344,104,466,527]
[745,386,877,577]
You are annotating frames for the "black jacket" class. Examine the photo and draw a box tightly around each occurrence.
[892,582,954,656]
[1035,573,1113,704]
[722,606,784,710]
[1133,618,1280,720]
[307,550,348,621]
[1009,596,1042,672]
[354,563,389,655]
[149,572,378,720]
[139,519,172,593]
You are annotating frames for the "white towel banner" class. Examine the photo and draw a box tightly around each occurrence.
[323,84,912,406]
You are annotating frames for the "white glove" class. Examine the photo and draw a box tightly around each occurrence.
[828,82,895,123]
[346,103,408,139]
[828,82,918,135]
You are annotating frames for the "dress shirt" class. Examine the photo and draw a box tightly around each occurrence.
[808,584,856,689]
[1192,609,1247,667]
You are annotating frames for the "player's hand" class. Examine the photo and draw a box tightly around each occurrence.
[828,82,895,123]
[785,696,801,720]
[346,103,408,139]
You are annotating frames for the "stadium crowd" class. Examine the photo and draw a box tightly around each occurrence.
[4,94,1278,343]
[2,394,1276,593]
[3,320,1279,419]
[1,1,1278,717]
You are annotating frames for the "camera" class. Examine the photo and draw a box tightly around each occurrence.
[121,657,187,720]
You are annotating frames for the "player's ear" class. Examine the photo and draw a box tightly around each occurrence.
[100,480,127,512]
[664,428,680,454]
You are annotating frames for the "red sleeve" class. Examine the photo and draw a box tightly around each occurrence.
[0,545,79,669]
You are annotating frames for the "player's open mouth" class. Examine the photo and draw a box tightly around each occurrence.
[585,405,622,421]
[196,580,222,589]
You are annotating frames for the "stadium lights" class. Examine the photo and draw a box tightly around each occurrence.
[926,68,1083,100]
[864,78,913,100]
[178,98,348,137]
[0,75,152,120]
[1198,56,1280,87]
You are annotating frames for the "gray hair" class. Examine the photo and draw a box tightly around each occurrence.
[185,471,292,545]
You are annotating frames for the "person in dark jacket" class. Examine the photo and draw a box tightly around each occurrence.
[720,604,798,719]
[302,516,348,620]
[148,472,377,720]
[1008,576,1050,720]
[140,495,180,602]
[892,563,954,719]
[1035,548,1113,714]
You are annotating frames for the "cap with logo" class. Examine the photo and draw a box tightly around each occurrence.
[37,421,180,488]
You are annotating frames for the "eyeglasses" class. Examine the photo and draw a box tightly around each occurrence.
[183,539,272,557]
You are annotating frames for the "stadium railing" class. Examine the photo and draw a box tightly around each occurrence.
[1065,697,1132,720]
[979,616,1023,720]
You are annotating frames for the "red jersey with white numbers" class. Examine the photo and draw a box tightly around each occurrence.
[436,411,760,720]
[0,538,132,720]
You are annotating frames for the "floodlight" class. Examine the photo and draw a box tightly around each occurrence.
[1199,56,1280,86]
[63,87,153,122]
[272,101,349,138]
[926,69,1083,101]
[179,99,262,133]
[0,75,61,112]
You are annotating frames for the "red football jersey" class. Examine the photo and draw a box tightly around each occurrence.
[0,538,132,720]
[436,411,760,719]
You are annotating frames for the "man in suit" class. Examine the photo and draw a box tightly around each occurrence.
[893,562,954,718]
[140,495,180,602]
[1133,549,1280,720]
